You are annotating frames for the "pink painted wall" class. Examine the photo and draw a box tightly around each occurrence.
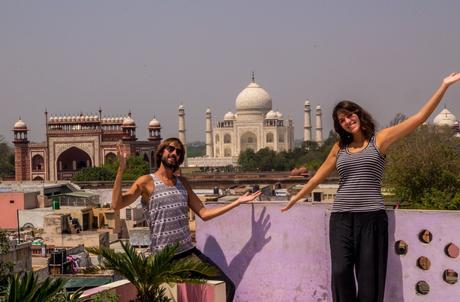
[81,279,224,302]
[196,202,460,302]
[0,192,25,228]
[81,279,138,301]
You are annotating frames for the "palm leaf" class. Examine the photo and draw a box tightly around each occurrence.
[87,242,219,301]
[5,272,66,302]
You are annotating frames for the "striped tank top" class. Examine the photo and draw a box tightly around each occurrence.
[141,174,193,254]
[332,136,386,213]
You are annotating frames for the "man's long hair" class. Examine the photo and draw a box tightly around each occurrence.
[155,137,185,172]
[332,100,376,148]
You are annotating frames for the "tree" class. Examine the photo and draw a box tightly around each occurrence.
[387,113,407,127]
[237,131,337,172]
[73,166,115,181]
[73,155,149,181]
[186,142,206,158]
[419,189,460,210]
[384,125,460,209]
[122,155,150,180]
[255,148,278,171]
[0,229,12,292]
[86,241,217,302]
[0,136,14,179]
[3,271,66,302]
[238,149,258,171]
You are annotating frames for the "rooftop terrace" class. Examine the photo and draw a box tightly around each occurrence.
[195,202,460,301]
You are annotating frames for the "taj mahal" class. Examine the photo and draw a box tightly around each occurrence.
[186,74,325,167]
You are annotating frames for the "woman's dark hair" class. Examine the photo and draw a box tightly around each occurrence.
[332,100,376,148]
[155,137,185,171]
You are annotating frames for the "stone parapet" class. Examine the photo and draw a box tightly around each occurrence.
[196,202,460,301]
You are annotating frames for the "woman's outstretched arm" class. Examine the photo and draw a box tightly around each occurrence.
[377,73,460,154]
[281,143,340,212]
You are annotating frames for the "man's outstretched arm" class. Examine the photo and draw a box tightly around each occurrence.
[181,176,261,221]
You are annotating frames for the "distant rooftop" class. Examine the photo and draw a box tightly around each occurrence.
[0,181,80,194]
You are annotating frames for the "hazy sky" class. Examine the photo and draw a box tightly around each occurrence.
[1,1,460,143]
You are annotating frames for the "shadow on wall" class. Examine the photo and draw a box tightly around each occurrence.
[204,205,272,288]
[385,211,404,301]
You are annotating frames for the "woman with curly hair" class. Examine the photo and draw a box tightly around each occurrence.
[282,73,460,302]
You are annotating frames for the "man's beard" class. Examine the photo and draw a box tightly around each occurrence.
[161,155,180,171]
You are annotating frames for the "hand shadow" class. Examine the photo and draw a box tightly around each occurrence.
[203,204,272,288]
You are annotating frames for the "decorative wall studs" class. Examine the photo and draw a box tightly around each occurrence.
[395,240,408,255]
[443,269,458,285]
[415,281,430,295]
[416,256,431,270]
[445,243,459,258]
[418,230,432,244]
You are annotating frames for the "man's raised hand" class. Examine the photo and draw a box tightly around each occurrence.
[117,141,127,172]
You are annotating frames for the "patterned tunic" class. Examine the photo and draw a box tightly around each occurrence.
[333,136,386,213]
[141,174,193,253]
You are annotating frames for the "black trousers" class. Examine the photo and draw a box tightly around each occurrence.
[172,247,236,302]
[329,210,388,302]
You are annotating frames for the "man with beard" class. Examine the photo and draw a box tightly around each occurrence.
[112,137,261,302]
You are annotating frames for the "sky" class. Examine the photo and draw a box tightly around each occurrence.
[1,0,460,144]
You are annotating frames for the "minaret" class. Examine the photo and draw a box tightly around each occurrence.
[13,118,30,181]
[304,100,312,142]
[178,104,188,166]
[205,108,214,157]
[315,105,323,145]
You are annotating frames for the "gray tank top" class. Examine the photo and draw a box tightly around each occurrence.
[333,136,386,212]
[141,174,193,254]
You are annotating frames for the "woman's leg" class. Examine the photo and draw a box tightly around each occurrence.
[354,210,388,302]
[330,212,357,302]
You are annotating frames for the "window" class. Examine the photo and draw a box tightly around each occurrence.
[313,192,322,202]
[266,133,274,143]
[224,134,231,144]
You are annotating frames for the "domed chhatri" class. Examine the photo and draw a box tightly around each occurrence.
[433,108,457,127]
[14,119,28,129]
[122,116,136,126]
[265,110,278,120]
[224,111,236,120]
[149,117,161,127]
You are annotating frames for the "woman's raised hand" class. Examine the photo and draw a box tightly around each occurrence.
[443,73,460,87]
[281,196,298,212]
